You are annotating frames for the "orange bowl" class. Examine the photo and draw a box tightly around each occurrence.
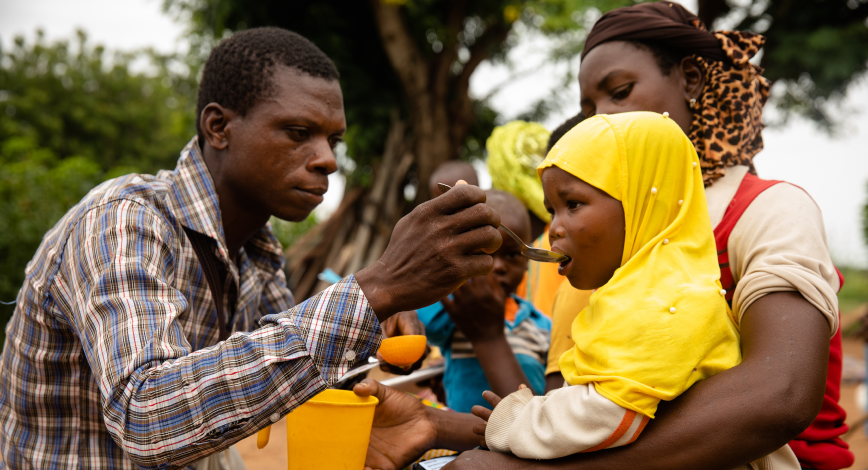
[378,335,427,367]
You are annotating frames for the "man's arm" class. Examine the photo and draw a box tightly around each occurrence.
[71,184,501,469]
[69,202,383,469]
[441,291,829,469]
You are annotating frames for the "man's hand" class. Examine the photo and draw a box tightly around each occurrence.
[378,310,429,374]
[356,184,502,321]
[354,378,437,470]
[442,275,507,343]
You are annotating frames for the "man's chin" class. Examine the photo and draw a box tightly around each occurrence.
[272,205,316,223]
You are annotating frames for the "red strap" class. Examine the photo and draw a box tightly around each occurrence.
[713,173,853,468]
[715,173,782,303]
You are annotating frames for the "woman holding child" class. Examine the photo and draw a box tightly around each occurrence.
[356,3,849,469]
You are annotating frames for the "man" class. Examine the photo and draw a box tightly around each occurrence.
[0,28,501,469]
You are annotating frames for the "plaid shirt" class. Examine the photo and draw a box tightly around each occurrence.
[0,138,382,469]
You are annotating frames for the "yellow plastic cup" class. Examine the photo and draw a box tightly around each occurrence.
[283,389,378,470]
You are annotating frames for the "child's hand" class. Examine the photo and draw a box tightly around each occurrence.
[442,274,506,343]
[470,391,501,447]
[470,385,526,447]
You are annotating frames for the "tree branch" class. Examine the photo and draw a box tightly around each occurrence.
[432,0,466,102]
[697,0,731,29]
[368,0,429,98]
[448,21,511,150]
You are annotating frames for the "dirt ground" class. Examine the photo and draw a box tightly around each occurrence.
[237,306,868,470]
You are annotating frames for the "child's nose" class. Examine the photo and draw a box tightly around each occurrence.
[549,218,566,241]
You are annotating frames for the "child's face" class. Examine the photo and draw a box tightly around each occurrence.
[488,214,530,297]
[542,167,625,290]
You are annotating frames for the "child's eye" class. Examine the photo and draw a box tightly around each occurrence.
[612,84,633,102]
[567,201,583,210]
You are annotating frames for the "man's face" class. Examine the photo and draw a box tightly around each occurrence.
[220,66,345,222]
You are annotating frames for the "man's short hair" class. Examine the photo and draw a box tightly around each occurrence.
[196,27,340,143]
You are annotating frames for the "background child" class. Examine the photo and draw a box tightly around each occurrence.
[428,160,478,198]
[472,112,800,467]
[417,189,551,413]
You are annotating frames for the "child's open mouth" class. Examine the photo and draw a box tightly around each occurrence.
[557,255,573,276]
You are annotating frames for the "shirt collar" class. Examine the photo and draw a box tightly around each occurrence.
[170,137,225,243]
[168,137,285,278]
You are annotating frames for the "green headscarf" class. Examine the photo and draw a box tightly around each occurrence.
[486,121,551,223]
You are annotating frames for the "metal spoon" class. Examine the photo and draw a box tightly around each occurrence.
[438,183,571,264]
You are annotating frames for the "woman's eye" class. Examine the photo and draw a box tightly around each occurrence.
[567,201,582,210]
[611,84,633,101]
[287,127,310,141]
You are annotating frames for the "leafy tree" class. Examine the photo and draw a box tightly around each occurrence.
[164,0,629,298]
[165,0,868,299]
[698,0,868,129]
[0,31,198,344]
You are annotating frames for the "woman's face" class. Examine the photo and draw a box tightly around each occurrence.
[578,41,695,134]
[542,167,625,290]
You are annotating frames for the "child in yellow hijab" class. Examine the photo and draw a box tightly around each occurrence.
[476,111,749,459]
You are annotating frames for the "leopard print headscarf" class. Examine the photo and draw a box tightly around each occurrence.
[583,2,772,186]
[689,31,771,185]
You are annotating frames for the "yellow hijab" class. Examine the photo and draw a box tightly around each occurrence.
[539,112,740,418]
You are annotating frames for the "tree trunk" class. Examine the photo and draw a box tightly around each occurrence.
[696,0,731,29]
[285,1,506,300]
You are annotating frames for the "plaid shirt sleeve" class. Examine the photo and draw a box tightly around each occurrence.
[66,200,382,469]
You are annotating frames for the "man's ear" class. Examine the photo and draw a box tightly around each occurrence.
[200,103,232,151]
[679,57,705,103]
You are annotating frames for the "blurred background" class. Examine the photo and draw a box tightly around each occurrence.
[1,0,867,466]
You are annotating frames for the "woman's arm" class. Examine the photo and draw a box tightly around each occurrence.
[441,291,830,469]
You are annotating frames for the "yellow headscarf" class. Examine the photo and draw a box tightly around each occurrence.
[486,121,551,223]
[539,112,740,418]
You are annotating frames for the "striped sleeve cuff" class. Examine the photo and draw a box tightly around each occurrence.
[266,274,383,384]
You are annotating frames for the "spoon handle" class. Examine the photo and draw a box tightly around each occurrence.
[498,224,525,247]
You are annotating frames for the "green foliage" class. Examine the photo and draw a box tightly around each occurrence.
[838,267,868,317]
[162,0,622,180]
[0,31,198,342]
[724,0,868,130]
[270,215,318,250]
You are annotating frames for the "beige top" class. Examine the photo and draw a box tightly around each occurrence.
[706,165,839,335]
